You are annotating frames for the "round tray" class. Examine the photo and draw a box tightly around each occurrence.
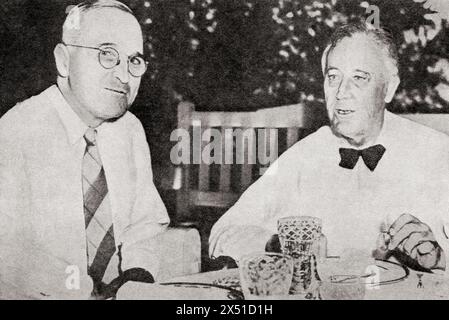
[160,281,244,300]
[366,259,410,286]
[161,259,410,300]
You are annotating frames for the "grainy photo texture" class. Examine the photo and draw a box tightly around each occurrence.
[1,0,449,301]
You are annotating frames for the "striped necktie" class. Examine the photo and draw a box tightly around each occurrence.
[82,128,119,289]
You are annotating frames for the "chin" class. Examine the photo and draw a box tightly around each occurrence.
[102,106,128,122]
[112,108,128,120]
[332,122,361,140]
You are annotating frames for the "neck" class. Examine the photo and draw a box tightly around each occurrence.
[343,133,379,148]
[57,77,103,128]
[340,114,385,149]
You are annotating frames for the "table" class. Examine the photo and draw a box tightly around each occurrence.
[117,264,449,300]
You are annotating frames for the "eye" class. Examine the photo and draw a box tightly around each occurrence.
[99,48,117,61]
[100,49,114,57]
[354,75,367,81]
[129,56,144,66]
[327,72,341,85]
[353,74,370,84]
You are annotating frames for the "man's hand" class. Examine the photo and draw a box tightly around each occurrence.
[207,256,238,271]
[384,213,445,270]
[91,268,155,299]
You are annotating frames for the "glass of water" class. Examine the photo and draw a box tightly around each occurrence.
[239,252,294,300]
[277,216,322,295]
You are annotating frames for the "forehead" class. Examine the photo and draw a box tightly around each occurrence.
[327,33,385,73]
[80,8,143,53]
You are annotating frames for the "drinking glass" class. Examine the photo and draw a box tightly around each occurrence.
[239,252,294,300]
[277,216,322,295]
[278,216,322,243]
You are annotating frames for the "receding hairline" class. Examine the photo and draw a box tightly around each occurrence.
[66,0,134,17]
[321,30,399,79]
[62,1,140,43]
[325,33,386,68]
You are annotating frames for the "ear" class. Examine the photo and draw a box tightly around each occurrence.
[384,74,400,103]
[321,44,331,75]
[54,43,70,78]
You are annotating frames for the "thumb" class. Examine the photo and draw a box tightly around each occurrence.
[373,232,390,260]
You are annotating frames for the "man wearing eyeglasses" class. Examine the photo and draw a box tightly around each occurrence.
[0,0,169,299]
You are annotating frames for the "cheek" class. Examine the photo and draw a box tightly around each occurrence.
[362,90,383,117]
[324,87,337,109]
[71,54,100,80]
[72,69,104,98]
[129,79,141,101]
[69,72,96,102]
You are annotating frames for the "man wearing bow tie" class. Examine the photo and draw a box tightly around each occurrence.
[209,22,449,272]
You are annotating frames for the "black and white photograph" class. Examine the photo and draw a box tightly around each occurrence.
[1,0,449,303]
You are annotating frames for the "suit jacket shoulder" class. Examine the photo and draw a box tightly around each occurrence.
[0,87,58,142]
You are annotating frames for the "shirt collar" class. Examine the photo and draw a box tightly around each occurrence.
[47,85,89,145]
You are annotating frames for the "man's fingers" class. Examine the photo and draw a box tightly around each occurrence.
[374,232,390,260]
[376,232,389,251]
[402,233,435,259]
[416,253,439,270]
[401,232,422,259]
[416,241,437,255]
[210,256,238,270]
[388,222,430,250]
[388,213,419,236]
[415,243,441,270]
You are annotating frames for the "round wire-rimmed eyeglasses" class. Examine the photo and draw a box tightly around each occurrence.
[63,42,148,77]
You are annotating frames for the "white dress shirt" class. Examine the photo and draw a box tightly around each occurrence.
[0,85,170,299]
[209,111,449,266]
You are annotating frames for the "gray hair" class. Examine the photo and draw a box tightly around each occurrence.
[62,0,135,43]
[321,22,399,79]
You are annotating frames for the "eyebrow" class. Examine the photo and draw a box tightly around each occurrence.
[131,52,146,59]
[354,69,371,75]
[97,42,116,47]
[325,66,338,74]
[326,66,372,76]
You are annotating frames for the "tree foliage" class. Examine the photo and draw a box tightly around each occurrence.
[127,0,449,112]
[1,0,447,115]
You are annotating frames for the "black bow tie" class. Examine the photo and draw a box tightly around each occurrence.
[339,144,386,172]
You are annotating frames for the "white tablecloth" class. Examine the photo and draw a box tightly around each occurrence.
[117,267,449,300]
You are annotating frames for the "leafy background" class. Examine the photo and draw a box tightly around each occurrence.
[130,0,449,113]
[1,0,448,166]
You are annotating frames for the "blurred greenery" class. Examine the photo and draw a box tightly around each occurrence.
[126,0,449,113]
[1,0,448,114]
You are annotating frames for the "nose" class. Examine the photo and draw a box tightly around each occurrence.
[113,58,130,84]
[336,77,352,100]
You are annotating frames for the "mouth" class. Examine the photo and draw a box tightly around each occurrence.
[335,108,355,116]
[104,88,128,95]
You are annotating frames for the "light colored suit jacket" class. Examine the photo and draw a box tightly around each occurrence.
[0,86,170,299]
